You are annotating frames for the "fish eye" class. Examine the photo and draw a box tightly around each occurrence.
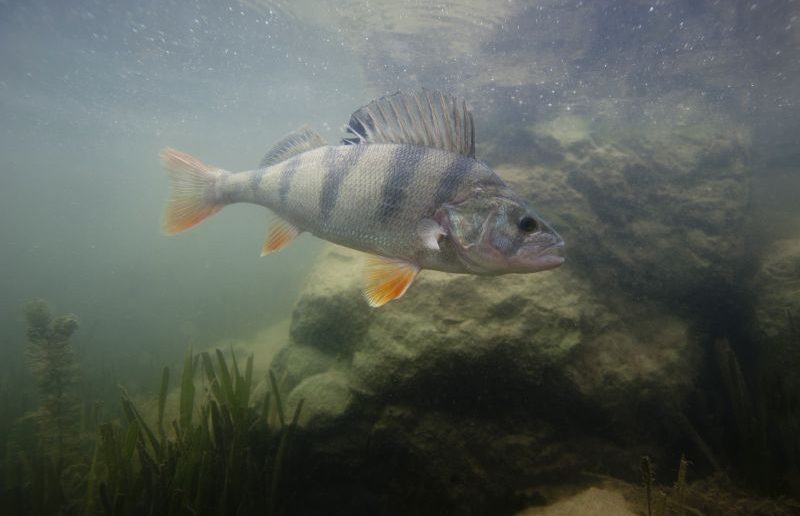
[518,216,538,233]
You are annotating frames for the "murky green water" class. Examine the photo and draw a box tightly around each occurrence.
[1,1,799,514]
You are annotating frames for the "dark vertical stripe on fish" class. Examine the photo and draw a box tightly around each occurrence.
[377,146,426,223]
[319,146,353,222]
[250,168,265,192]
[278,163,296,205]
[433,155,469,207]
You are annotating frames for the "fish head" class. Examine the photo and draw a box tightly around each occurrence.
[439,193,565,274]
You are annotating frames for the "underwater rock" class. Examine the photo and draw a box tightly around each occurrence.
[283,246,699,422]
[286,371,353,429]
[365,405,636,513]
[272,245,700,509]
[288,249,373,356]
[271,343,337,393]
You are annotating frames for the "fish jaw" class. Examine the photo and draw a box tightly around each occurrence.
[505,239,565,272]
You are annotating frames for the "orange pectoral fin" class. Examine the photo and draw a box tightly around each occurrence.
[362,256,420,307]
[261,218,301,256]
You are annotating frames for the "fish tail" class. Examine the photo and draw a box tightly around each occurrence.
[160,148,226,235]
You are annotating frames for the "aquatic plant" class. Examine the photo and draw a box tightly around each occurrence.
[92,349,304,515]
[0,300,86,515]
[640,455,670,516]
[2,336,302,515]
[21,299,81,463]
[638,455,800,516]
[712,337,800,494]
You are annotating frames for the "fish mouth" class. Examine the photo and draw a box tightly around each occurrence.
[513,239,566,271]
[539,240,565,259]
[536,237,564,252]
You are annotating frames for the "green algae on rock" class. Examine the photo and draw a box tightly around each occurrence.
[266,244,700,510]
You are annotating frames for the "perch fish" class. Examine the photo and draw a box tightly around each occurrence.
[161,90,564,306]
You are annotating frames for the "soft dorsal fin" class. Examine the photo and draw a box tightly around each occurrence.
[342,90,475,158]
[259,126,327,168]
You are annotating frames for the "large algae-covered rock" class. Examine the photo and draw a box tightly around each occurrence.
[275,246,700,511]
[281,246,698,420]
[363,406,642,514]
[288,250,374,357]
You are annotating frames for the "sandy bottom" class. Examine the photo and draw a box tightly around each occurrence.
[517,485,636,516]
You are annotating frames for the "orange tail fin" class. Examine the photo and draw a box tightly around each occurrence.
[160,148,225,235]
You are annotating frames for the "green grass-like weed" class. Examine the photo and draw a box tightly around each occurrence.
[2,341,302,516]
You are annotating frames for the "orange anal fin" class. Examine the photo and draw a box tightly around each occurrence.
[363,256,420,307]
[261,218,301,256]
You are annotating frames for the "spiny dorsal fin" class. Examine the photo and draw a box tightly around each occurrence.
[342,90,475,158]
[259,126,327,168]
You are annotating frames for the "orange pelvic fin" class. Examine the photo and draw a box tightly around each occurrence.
[160,148,224,235]
[363,256,420,307]
[261,217,301,256]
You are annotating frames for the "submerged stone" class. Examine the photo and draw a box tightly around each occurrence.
[287,371,353,429]
[271,244,701,509]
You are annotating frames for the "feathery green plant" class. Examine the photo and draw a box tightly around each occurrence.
[0,300,85,516]
[22,299,81,463]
